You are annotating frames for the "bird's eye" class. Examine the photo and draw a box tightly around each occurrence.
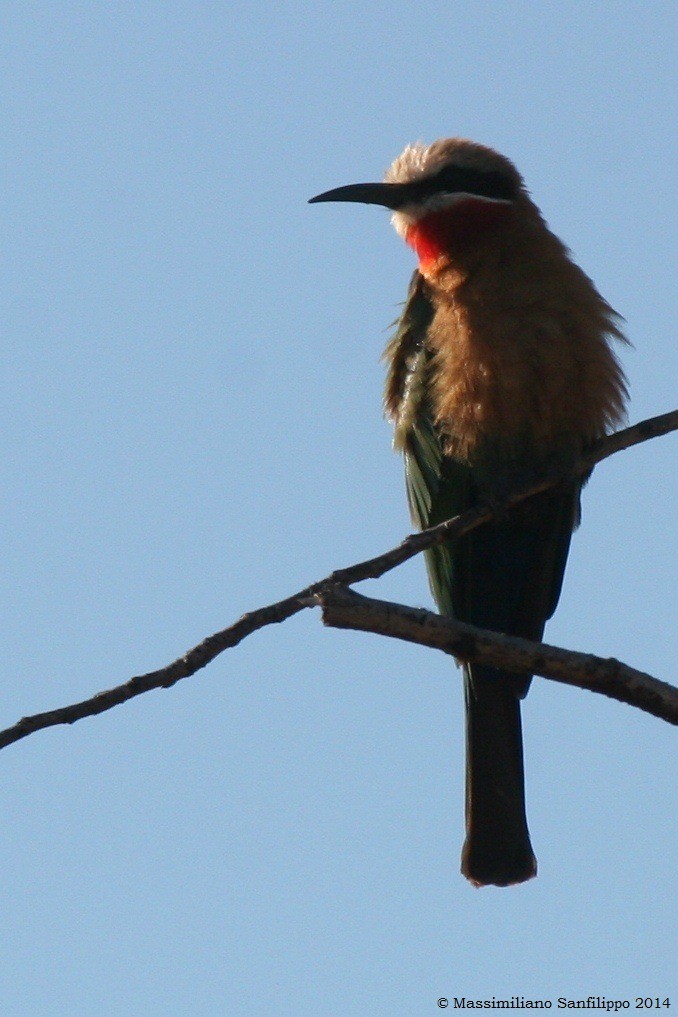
[430,165,516,201]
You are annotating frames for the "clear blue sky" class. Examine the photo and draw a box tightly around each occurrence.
[0,4,675,1015]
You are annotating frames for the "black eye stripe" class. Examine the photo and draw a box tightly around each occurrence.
[407,165,518,203]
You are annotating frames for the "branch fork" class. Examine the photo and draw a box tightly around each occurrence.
[1,410,676,751]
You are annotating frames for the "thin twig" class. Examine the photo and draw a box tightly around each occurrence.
[0,411,675,751]
[0,591,308,749]
[329,409,678,586]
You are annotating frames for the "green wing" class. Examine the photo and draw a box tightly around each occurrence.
[384,272,472,616]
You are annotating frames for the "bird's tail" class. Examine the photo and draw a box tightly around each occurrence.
[460,665,537,887]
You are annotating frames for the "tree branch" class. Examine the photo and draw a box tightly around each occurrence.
[317,586,678,725]
[1,410,675,751]
[327,408,678,587]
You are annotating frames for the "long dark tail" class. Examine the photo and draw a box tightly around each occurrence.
[460,664,537,887]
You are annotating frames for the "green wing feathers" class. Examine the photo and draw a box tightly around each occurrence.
[384,272,473,617]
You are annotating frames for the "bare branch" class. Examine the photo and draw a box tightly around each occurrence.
[0,410,675,751]
[317,587,678,725]
[585,408,678,468]
[329,409,678,586]
[0,590,309,750]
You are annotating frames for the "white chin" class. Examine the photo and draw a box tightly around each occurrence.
[390,209,415,240]
[390,192,511,240]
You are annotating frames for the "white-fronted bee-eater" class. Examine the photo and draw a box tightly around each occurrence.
[310,138,627,886]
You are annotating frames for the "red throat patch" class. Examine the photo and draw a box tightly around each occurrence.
[406,198,510,273]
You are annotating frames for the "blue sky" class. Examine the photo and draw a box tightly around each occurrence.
[0,3,675,1015]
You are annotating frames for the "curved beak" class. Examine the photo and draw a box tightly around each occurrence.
[308,181,411,210]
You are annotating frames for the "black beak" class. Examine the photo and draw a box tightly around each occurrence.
[308,181,412,210]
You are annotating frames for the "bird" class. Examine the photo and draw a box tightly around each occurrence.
[309,138,628,887]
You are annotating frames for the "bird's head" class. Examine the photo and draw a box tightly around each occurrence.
[309,138,526,274]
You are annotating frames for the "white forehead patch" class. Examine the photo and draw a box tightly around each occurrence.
[384,142,448,185]
[384,136,521,186]
[386,142,461,238]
